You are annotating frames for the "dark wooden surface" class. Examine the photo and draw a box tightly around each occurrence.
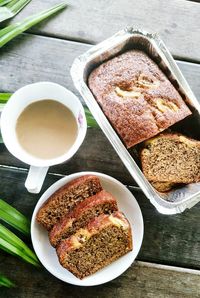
[0,0,200,297]
[1,257,200,298]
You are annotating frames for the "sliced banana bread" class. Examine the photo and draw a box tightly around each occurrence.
[49,190,118,247]
[56,211,132,279]
[141,133,200,183]
[151,181,176,192]
[36,175,102,231]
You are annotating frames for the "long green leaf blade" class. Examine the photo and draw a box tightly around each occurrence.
[0,199,30,235]
[0,6,12,21]
[0,274,15,288]
[0,2,67,47]
[84,107,98,128]
[0,223,39,263]
[0,236,39,266]
[0,24,16,38]
[0,93,11,103]
[0,0,31,22]
[6,0,31,14]
[0,0,12,7]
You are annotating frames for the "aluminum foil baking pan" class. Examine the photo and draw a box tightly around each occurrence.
[71,27,200,214]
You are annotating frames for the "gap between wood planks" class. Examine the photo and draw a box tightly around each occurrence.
[18,31,200,65]
[0,164,142,192]
[137,261,200,275]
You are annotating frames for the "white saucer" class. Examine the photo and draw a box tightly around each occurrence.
[31,172,144,286]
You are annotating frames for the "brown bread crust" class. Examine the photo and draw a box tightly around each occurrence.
[36,175,102,230]
[49,190,118,247]
[88,50,191,148]
[56,211,132,279]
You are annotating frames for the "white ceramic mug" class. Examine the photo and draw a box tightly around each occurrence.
[0,82,87,194]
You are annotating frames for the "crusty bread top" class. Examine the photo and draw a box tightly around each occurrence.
[36,175,102,230]
[39,175,102,210]
[49,190,118,245]
[70,190,117,218]
[50,189,117,228]
[88,50,191,148]
[56,211,132,253]
[143,132,200,147]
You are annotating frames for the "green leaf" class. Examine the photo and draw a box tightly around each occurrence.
[0,0,12,7]
[0,93,11,103]
[0,236,39,266]
[6,0,30,13]
[84,107,98,128]
[0,0,31,22]
[0,274,15,288]
[0,223,39,266]
[0,2,67,47]
[0,199,30,236]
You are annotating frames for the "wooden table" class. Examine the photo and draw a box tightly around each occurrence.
[0,1,200,297]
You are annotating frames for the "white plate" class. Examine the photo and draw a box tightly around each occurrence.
[31,172,144,286]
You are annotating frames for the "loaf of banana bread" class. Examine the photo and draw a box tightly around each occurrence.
[88,50,191,148]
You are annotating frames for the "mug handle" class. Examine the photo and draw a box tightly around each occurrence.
[25,166,49,194]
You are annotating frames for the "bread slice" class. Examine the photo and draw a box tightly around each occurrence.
[49,190,118,247]
[56,211,132,279]
[141,133,200,183]
[36,175,102,231]
[151,181,177,192]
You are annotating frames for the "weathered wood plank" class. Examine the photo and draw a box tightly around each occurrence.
[0,255,200,298]
[0,34,87,95]
[0,167,199,269]
[4,0,200,61]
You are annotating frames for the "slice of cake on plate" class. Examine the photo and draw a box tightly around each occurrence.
[36,175,102,230]
[49,190,118,247]
[56,211,133,279]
